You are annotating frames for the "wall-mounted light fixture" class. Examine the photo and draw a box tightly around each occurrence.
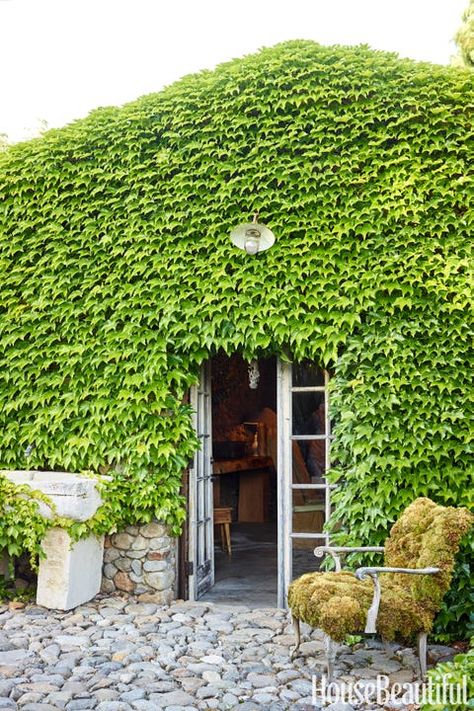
[230,213,276,255]
[248,359,260,389]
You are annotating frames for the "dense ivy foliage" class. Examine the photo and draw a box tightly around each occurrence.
[0,41,472,632]
[0,476,54,565]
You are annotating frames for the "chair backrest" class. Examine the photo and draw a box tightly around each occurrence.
[383,498,473,612]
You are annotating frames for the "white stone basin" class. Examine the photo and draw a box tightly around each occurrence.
[0,470,109,610]
[0,470,105,522]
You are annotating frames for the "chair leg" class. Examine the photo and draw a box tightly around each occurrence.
[417,631,428,680]
[290,616,301,660]
[324,633,337,681]
[220,524,226,552]
[224,523,231,556]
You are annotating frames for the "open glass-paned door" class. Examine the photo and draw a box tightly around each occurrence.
[277,359,332,608]
[188,362,214,600]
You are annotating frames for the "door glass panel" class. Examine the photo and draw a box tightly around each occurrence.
[292,440,327,484]
[204,522,210,562]
[292,361,325,387]
[292,536,326,579]
[292,489,326,535]
[197,477,204,519]
[292,392,326,435]
[198,523,204,566]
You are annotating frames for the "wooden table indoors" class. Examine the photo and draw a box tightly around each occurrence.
[212,455,275,523]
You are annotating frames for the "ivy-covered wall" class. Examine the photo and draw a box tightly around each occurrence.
[0,41,472,632]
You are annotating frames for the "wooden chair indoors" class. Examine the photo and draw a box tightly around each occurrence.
[214,506,232,556]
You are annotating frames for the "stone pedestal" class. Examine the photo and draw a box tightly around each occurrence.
[1,470,106,610]
[36,528,104,610]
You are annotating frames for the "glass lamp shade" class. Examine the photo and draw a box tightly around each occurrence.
[230,221,276,255]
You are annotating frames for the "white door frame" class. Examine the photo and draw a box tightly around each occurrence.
[277,358,332,608]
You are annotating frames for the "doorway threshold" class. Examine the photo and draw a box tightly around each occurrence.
[200,523,277,608]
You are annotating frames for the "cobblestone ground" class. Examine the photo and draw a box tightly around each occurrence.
[0,597,454,711]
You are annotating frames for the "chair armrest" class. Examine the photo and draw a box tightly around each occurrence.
[355,566,441,634]
[314,546,385,573]
[355,566,440,579]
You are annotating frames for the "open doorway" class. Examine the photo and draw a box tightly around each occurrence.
[203,352,278,606]
[185,355,332,607]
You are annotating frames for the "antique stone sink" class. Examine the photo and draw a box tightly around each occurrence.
[1,470,103,521]
[0,470,106,611]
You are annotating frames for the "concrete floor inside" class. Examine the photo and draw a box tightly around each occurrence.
[200,523,320,607]
[201,523,277,607]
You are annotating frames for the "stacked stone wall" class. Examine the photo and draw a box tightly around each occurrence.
[101,522,175,603]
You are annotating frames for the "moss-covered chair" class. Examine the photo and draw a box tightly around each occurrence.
[288,498,473,679]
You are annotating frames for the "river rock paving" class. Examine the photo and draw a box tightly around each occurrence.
[0,596,450,710]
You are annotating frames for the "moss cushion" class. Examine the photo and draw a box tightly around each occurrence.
[288,498,473,642]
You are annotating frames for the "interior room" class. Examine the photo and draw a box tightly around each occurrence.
[202,352,278,606]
